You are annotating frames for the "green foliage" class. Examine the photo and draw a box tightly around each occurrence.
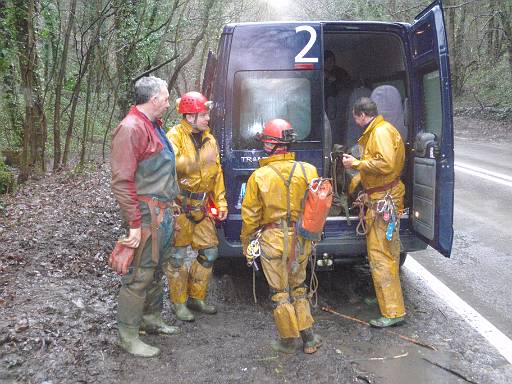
[458,56,512,110]
[0,158,16,194]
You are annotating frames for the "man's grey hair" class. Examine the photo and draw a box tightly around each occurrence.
[353,97,378,117]
[134,76,168,105]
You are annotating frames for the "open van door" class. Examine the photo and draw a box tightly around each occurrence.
[409,0,454,257]
[201,50,217,99]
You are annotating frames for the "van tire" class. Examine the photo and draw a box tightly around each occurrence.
[399,252,407,267]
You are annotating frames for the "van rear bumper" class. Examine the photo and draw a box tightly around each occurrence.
[216,227,428,259]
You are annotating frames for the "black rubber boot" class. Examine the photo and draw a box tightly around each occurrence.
[300,328,322,354]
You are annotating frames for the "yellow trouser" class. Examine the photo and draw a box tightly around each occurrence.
[166,250,215,304]
[260,227,314,339]
[365,206,405,318]
[174,210,218,249]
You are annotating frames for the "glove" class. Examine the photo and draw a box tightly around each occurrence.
[109,241,136,275]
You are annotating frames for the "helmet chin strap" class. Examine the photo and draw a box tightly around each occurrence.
[267,143,288,155]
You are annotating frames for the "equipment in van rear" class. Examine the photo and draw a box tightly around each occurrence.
[202,0,454,265]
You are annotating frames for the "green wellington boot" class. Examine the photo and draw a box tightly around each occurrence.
[300,328,323,354]
[363,297,378,306]
[174,303,195,321]
[187,298,217,314]
[119,325,160,358]
[369,316,405,328]
[271,338,297,354]
[141,313,180,335]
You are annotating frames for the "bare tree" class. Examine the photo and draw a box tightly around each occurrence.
[53,0,77,170]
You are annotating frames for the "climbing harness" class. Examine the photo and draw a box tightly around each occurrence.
[246,228,262,270]
[354,191,405,240]
[246,228,263,304]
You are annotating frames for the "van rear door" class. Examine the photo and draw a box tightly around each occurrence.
[409,0,454,257]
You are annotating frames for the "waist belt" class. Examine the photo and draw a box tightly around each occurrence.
[364,178,400,195]
[263,221,296,231]
[176,191,209,224]
[179,189,207,201]
[137,196,172,263]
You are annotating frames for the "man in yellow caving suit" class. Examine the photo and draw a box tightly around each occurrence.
[342,97,406,328]
[241,119,322,354]
[165,91,228,322]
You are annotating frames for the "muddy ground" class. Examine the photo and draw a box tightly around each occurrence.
[1,116,511,384]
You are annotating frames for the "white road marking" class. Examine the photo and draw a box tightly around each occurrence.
[404,256,512,364]
[455,161,512,188]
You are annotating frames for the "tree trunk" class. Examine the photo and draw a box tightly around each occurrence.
[53,0,77,170]
[497,0,512,77]
[79,59,94,167]
[167,0,216,90]
[14,0,47,180]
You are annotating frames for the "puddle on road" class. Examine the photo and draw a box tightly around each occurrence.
[335,342,473,384]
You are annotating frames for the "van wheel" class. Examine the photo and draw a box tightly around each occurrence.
[399,252,407,267]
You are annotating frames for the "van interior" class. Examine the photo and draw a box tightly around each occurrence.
[323,30,410,216]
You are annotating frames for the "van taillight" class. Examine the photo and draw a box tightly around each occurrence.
[294,63,315,70]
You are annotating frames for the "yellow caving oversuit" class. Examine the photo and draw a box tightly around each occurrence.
[165,119,227,321]
[241,152,321,353]
[350,114,406,323]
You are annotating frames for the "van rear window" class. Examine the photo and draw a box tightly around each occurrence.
[422,70,442,139]
[233,70,321,150]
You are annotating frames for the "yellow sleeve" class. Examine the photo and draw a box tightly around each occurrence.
[213,150,228,211]
[167,128,196,174]
[348,172,361,195]
[240,172,262,251]
[353,126,396,176]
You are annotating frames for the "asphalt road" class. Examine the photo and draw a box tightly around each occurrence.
[411,136,512,340]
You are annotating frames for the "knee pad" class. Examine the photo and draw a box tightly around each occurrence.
[291,284,308,301]
[270,289,290,308]
[197,247,218,268]
[169,247,188,268]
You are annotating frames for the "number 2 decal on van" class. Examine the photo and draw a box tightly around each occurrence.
[295,25,319,63]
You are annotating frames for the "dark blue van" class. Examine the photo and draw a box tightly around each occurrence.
[202,0,454,266]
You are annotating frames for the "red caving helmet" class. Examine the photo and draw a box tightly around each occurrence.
[177,91,211,114]
[258,119,297,144]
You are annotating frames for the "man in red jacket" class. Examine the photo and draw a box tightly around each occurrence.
[110,76,180,357]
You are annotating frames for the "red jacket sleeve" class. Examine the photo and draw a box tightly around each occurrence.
[111,117,147,228]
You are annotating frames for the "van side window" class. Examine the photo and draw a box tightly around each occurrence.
[233,71,321,150]
[421,70,442,139]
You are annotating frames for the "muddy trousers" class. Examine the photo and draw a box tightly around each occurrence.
[366,209,405,318]
[260,231,314,339]
[117,209,174,331]
[165,246,218,304]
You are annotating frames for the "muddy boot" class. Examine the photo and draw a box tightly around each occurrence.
[119,325,160,358]
[187,298,217,314]
[174,303,195,321]
[165,258,194,321]
[300,328,322,354]
[188,258,217,314]
[363,297,378,306]
[141,313,180,335]
[369,316,405,328]
[271,338,297,354]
